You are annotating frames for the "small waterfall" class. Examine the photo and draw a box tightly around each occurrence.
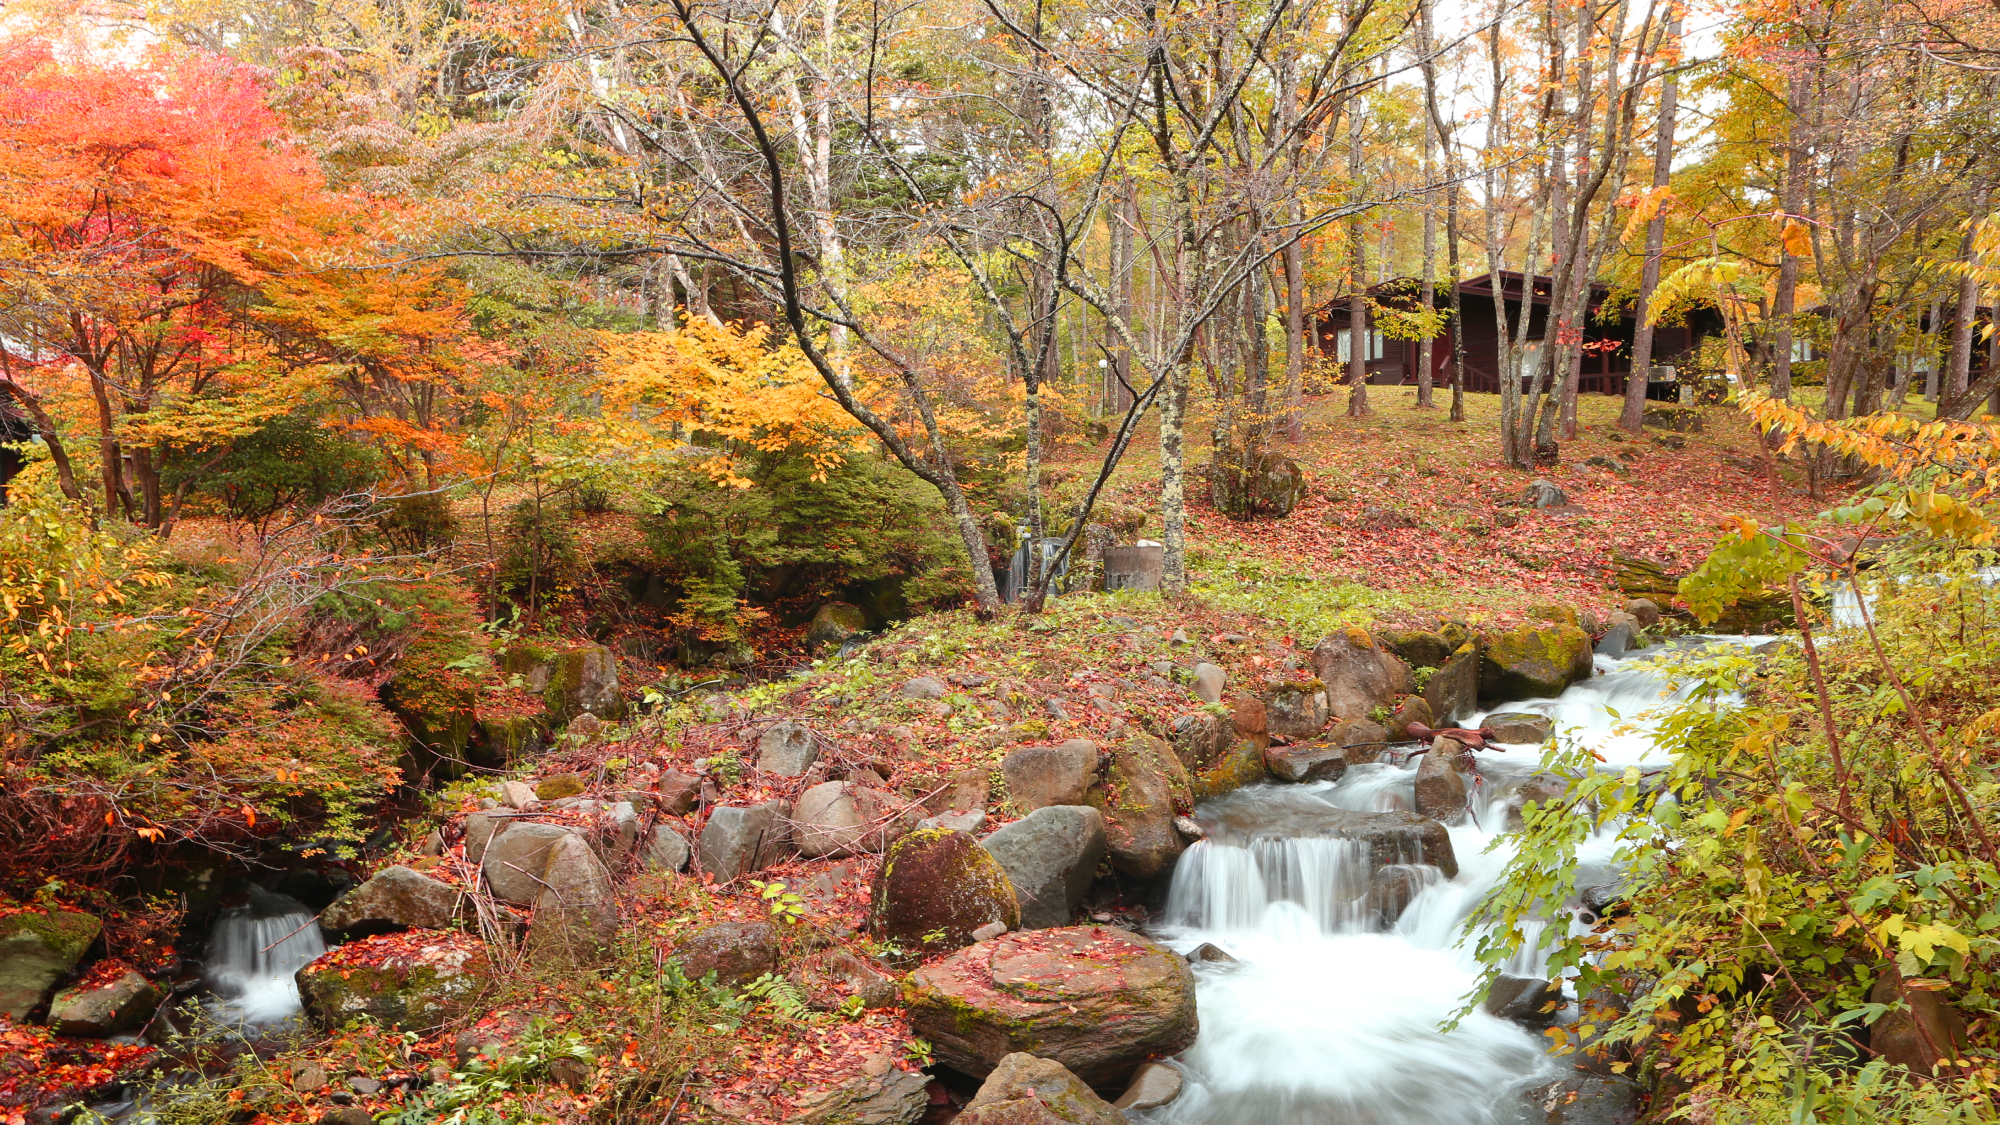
[1135,645,1745,1125]
[204,888,325,1027]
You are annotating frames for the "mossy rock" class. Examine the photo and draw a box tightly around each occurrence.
[476,713,548,766]
[0,909,103,1019]
[1479,624,1593,703]
[1528,604,1581,629]
[296,932,488,1031]
[868,829,1019,954]
[1189,739,1270,803]
[804,602,871,653]
[379,675,478,779]
[1374,628,1454,669]
[535,773,587,801]
[1088,735,1190,881]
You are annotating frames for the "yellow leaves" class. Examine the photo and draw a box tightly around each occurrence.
[1780,220,1813,259]
[1623,187,1675,238]
[591,320,861,483]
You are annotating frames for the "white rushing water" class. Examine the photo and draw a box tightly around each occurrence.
[203,887,325,1027]
[1140,641,1746,1125]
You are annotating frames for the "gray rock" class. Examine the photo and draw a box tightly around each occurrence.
[499,781,538,810]
[971,921,1009,942]
[349,1076,382,1095]
[1002,740,1099,812]
[1263,682,1331,740]
[1113,1062,1184,1111]
[1368,863,1444,925]
[1414,738,1471,823]
[600,800,642,864]
[1173,815,1206,839]
[0,910,102,1020]
[920,767,991,816]
[1522,1074,1639,1125]
[1623,598,1661,627]
[790,1065,930,1125]
[1264,742,1348,783]
[956,1052,1125,1125]
[1481,712,1554,744]
[898,675,948,701]
[698,800,793,881]
[1594,622,1633,658]
[675,921,779,983]
[756,720,818,777]
[644,825,691,872]
[789,949,901,1012]
[528,832,619,949]
[465,812,507,865]
[1423,643,1480,724]
[1484,973,1564,1027]
[917,810,986,834]
[1170,710,1233,772]
[481,822,576,905]
[1191,663,1227,703]
[1504,773,1571,831]
[980,806,1110,929]
[1187,942,1237,964]
[1522,479,1568,508]
[1312,630,1412,723]
[47,969,162,1037]
[320,1110,375,1125]
[657,770,702,815]
[794,781,867,859]
[803,602,870,654]
[321,865,460,935]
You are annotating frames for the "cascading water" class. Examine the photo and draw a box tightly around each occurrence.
[203,885,325,1028]
[1139,641,1745,1125]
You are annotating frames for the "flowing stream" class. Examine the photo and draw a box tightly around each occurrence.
[202,885,325,1029]
[1139,643,1736,1125]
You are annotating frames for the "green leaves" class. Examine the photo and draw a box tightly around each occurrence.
[1676,519,1811,626]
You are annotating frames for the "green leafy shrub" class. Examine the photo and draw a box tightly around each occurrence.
[379,491,457,555]
[496,498,580,609]
[162,411,381,525]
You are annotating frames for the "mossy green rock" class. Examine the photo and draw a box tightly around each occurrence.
[0,909,102,1019]
[1479,624,1593,703]
[1374,628,1455,670]
[904,926,1199,1090]
[957,1052,1125,1125]
[534,772,587,801]
[1189,739,1270,803]
[868,829,1019,954]
[296,932,487,1031]
[803,602,871,653]
[478,714,548,766]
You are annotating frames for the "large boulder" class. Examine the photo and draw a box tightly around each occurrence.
[1209,449,1307,520]
[1481,712,1554,744]
[1481,624,1594,703]
[296,932,487,1031]
[956,1052,1125,1125]
[1870,965,1969,1074]
[1483,973,1564,1028]
[904,926,1199,1090]
[1423,642,1480,724]
[1413,738,1472,823]
[1311,629,1412,722]
[527,833,619,951]
[1262,681,1331,740]
[803,602,870,654]
[981,806,1110,929]
[644,825,692,872]
[505,642,625,724]
[480,822,576,905]
[868,829,1019,953]
[1092,735,1189,881]
[47,969,163,1037]
[1522,1074,1639,1125]
[1191,663,1226,704]
[1376,628,1455,669]
[674,921,780,984]
[464,811,508,865]
[756,720,818,777]
[1327,718,1391,761]
[699,800,793,882]
[1202,796,1457,878]
[794,781,868,859]
[321,866,460,936]
[0,910,102,1019]
[1002,741,1100,812]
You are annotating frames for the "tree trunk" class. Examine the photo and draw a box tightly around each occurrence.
[1346,101,1371,417]
[1770,69,1806,401]
[1417,25,1438,412]
[1945,189,1986,403]
[1620,16,1680,431]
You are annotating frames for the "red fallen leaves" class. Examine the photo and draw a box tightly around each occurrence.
[0,1017,155,1125]
[302,929,483,976]
[703,1013,917,1123]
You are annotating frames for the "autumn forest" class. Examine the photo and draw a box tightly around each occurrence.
[2,0,1999,1123]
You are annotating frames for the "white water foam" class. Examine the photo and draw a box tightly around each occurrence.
[1137,647,1722,1124]
[204,891,325,1027]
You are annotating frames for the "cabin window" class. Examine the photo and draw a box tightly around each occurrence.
[1336,329,1386,363]
[1791,339,1816,363]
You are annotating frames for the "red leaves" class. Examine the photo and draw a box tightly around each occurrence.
[0,1017,154,1124]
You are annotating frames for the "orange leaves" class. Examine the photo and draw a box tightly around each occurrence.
[1780,220,1814,259]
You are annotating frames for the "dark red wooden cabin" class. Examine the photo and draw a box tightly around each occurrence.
[1314,271,1719,395]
